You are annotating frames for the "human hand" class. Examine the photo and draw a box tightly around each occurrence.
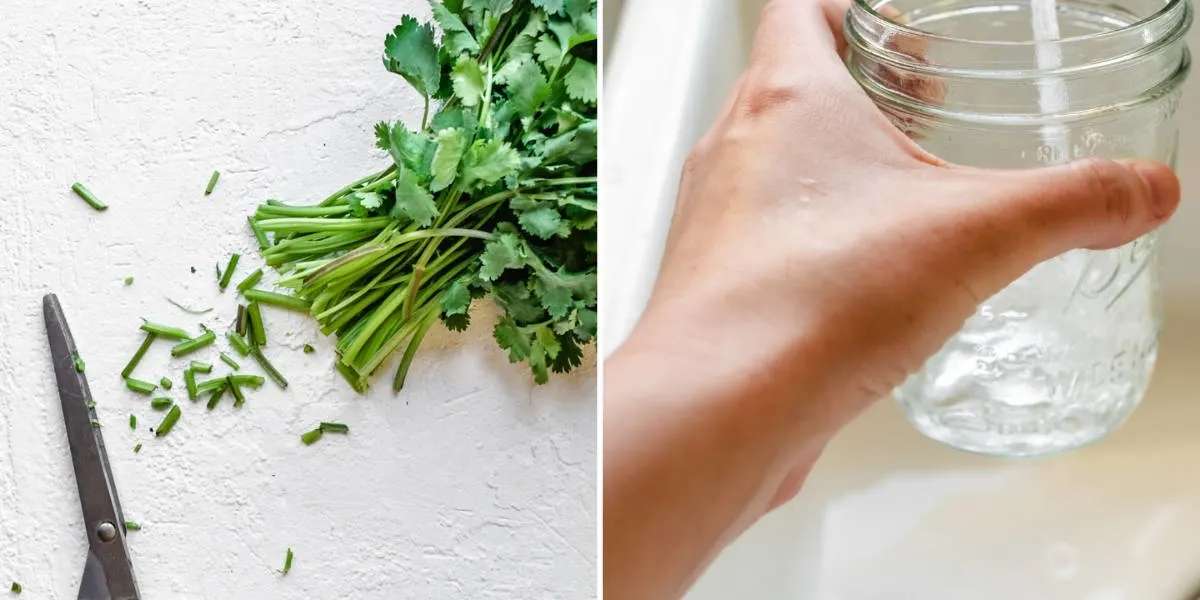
[603,0,1180,597]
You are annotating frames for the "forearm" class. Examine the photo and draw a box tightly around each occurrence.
[602,324,831,600]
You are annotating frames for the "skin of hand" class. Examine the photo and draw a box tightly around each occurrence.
[602,0,1182,598]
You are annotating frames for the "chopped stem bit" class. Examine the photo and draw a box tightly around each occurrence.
[73,352,86,373]
[124,277,134,286]
[236,304,248,336]
[129,414,137,430]
[124,520,141,532]
[207,386,226,410]
[227,377,246,407]
[185,369,198,401]
[237,269,263,295]
[124,378,157,395]
[219,254,241,291]
[300,429,323,445]
[194,378,229,396]
[243,289,311,313]
[303,344,315,354]
[155,405,182,437]
[121,333,157,378]
[10,581,21,593]
[249,216,271,250]
[72,182,108,211]
[283,548,294,575]
[160,377,172,390]
[248,301,266,346]
[91,421,101,429]
[319,422,349,434]
[190,361,213,374]
[140,322,192,341]
[133,443,142,453]
[229,374,265,388]
[205,170,220,195]
[151,397,173,410]
[227,330,251,356]
[220,353,240,370]
[171,330,217,357]
[249,347,287,389]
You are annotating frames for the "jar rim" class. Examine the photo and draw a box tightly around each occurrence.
[850,0,1187,47]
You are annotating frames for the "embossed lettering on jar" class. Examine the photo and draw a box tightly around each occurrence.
[845,0,1192,456]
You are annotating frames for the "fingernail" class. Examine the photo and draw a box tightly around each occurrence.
[1129,160,1178,219]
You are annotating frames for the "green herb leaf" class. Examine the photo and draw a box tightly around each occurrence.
[461,140,521,188]
[430,128,468,193]
[506,58,552,117]
[391,169,439,227]
[518,206,564,239]
[441,279,472,316]
[494,317,532,362]
[430,2,480,54]
[383,16,442,97]
[450,54,486,107]
[531,0,566,14]
[564,59,597,104]
[479,232,523,281]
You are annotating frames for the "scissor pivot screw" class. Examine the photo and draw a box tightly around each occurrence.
[97,521,117,542]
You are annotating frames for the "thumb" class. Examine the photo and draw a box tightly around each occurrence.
[987,157,1180,258]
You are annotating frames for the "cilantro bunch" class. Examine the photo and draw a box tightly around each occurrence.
[250,0,598,392]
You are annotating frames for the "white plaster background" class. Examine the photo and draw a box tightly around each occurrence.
[0,1,597,598]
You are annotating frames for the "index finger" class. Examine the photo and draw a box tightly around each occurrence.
[749,0,849,80]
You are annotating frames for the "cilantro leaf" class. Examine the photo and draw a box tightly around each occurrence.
[565,0,593,21]
[430,128,468,192]
[494,282,547,323]
[529,340,549,384]
[534,273,574,318]
[378,121,434,180]
[466,0,515,14]
[495,53,534,85]
[479,232,523,280]
[507,58,552,117]
[508,11,548,56]
[564,59,597,105]
[494,316,531,362]
[534,325,562,359]
[551,334,584,373]
[348,191,385,217]
[430,2,480,55]
[391,169,439,226]
[443,312,471,332]
[462,140,522,188]
[383,16,442,97]
[534,34,562,68]
[441,278,472,316]
[430,107,478,133]
[531,0,566,14]
[451,54,486,107]
[575,308,597,340]
[518,206,565,240]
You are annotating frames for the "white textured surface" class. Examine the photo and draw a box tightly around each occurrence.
[0,1,596,598]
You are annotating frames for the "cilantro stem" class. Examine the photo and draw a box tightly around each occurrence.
[155,405,181,437]
[205,171,220,195]
[190,361,213,374]
[171,330,216,357]
[319,422,349,434]
[421,96,430,130]
[124,378,157,395]
[72,183,108,211]
[226,331,251,356]
[220,353,240,370]
[243,289,311,313]
[140,322,192,341]
[229,374,265,388]
[394,311,435,392]
[317,167,391,208]
[10,582,21,593]
[300,429,323,445]
[218,254,240,291]
[207,386,226,410]
[249,346,288,389]
[336,361,367,394]
[237,303,248,336]
[236,269,263,294]
[194,378,228,396]
[248,216,271,249]
[255,217,392,234]
[227,376,246,407]
[160,377,172,390]
[133,443,142,453]
[248,301,267,346]
[125,521,141,532]
[255,205,352,219]
[151,397,172,410]
[129,414,137,430]
[185,369,197,401]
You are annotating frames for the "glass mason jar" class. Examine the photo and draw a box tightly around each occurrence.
[845,0,1192,457]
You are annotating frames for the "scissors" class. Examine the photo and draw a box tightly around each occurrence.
[44,293,141,600]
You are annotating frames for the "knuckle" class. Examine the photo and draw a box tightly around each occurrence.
[681,148,706,179]
[736,73,812,119]
[1073,158,1137,225]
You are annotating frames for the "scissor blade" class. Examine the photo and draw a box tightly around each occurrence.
[77,551,111,600]
[44,294,140,600]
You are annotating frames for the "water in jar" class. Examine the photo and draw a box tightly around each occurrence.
[883,0,1177,456]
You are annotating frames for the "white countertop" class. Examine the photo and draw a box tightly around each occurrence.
[0,1,596,598]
